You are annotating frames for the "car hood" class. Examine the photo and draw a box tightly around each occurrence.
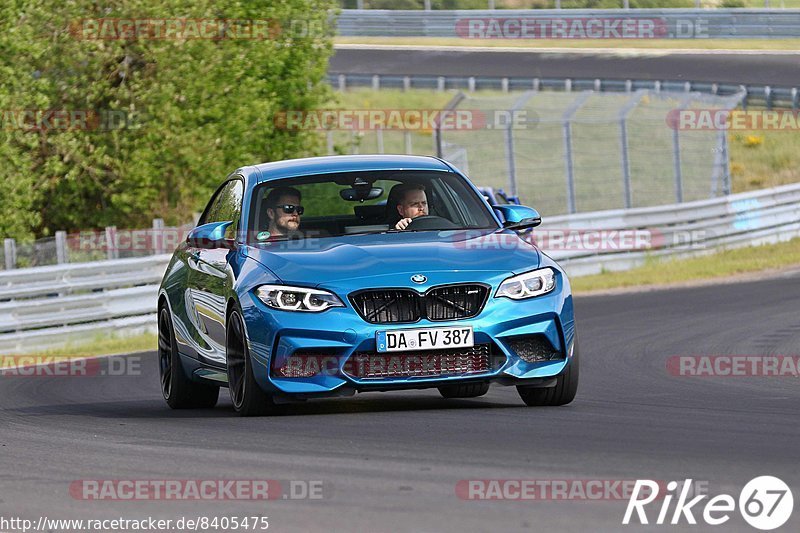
[243,230,540,289]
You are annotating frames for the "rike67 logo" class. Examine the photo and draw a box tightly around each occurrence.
[623,477,793,530]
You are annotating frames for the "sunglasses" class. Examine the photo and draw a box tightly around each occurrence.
[272,204,304,215]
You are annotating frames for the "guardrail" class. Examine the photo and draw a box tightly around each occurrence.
[2,182,799,353]
[327,73,800,110]
[341,2,783,10]
[0,255,169,353]
[336,9,800,39]
[543,181,800,276]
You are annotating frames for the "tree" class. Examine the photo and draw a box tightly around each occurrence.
[0,0,336,238]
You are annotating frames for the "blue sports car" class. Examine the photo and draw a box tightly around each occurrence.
[158,155,578,416]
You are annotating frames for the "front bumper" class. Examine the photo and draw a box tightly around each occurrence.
[238,272,575,398]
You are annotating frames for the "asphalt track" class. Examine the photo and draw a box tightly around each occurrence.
[2,271,799,532]
[330,47,800,86]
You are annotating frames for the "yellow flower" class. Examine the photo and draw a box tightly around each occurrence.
[743,135,763,148]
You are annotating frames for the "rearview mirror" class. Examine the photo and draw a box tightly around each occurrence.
[493,205,542,231]
[186,221,234,249]
[340,187,384,202]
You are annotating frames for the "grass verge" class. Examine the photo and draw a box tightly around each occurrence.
[571,237,800,293]
[2,332,158,361]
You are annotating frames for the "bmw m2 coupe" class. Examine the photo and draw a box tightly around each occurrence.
[158,155,578,416]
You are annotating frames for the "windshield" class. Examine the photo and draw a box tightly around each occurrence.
[248,170,499,243]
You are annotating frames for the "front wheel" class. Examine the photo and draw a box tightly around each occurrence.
[158,307,219,409]
[517,339,579,407]
[226,309,280,417]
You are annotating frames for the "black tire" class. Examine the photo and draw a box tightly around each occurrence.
[226,309,280,417]
[517,340,579,407]
[438,382,490,399]
[158,306,219,409]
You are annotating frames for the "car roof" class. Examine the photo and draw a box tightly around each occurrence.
[249,155,453,183]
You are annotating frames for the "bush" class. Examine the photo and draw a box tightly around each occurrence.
[0,0,336,238]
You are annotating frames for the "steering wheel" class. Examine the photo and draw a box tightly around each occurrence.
[405,215,459,231]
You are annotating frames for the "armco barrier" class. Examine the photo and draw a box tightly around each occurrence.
[335,9,800,39]
[1,183,799,352]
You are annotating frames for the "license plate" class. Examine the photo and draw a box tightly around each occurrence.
[376,326,474,353]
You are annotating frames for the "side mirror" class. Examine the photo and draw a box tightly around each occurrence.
[493,205,542,231]
[186,221,234,249]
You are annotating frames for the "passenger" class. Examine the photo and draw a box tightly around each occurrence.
[263,187,303,238]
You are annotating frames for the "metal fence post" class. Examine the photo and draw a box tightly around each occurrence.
[371,75,380,91]
[436,92,466,159]
[404,131,412,154]
[55,231,68,264]
[720,128,731,195]
[152,218,165,255]
[620,119,632,208]
[672,128,683,203]
[4,238,16,270]
[326,131,334,154]
[337,74,346,92]
[618,91,646,209]
[561,92,592,214]
[504,91,536,198]
[672,95,694,203]
[376,128,385,154]
[105,226,118,260]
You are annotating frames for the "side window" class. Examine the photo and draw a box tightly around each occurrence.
[199,179,244,239]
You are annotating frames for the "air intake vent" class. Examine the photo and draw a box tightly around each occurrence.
[350,284,489,324]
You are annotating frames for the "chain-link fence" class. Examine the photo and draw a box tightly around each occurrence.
[325,88,744,216]
[440,89,745,215]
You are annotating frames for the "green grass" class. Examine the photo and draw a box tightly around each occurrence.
[336,37,800,51]
[571,237,800,292]
[729,130,800,193]
[1,332,157,360]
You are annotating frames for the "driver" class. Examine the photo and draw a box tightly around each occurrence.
[394,184,429,230]
[263,186,303,238]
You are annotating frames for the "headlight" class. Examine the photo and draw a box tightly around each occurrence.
[496,268,556,300]
[255,285,345,312]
